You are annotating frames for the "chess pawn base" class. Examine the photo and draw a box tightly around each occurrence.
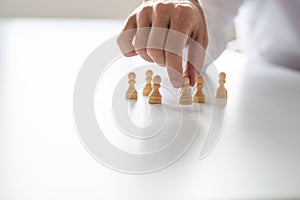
[216,89,227,99]
[148,93,162,104]
[126,90,138,100]
[143,84,152,96]
[194,94,205,103]
[148,75,162,104]
[178,76,193,105]
[179,97,193,105]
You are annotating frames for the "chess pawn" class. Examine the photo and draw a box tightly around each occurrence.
[216,72,228,99]
[143,70,153,96]
[179,76,193,105]
[193,75,206,103]
[148,75,162,104]
[125,72,138,100]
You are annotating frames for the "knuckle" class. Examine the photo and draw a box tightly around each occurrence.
[139,5,152,16]
[135,48,147,55]
[124,52,133,57]
[134,37,147,49]
[174,5,187,13]
[116,34,123,46]
[136,49,153,62]
[154,3,173,21]
[126,14,136,25]
[174,5,194,17]
[165,51,177,59]
[147,48,165,65]
[117,33,135,56]
[117,33,127,49]
[155,2,170,13]
[154,13,169,22]
[147,48,163,58]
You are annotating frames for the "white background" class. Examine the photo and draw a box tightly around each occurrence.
[0,0,140,18]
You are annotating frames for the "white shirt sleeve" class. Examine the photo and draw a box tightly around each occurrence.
[200,0,243,68]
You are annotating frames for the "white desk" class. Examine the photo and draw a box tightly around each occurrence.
[1,18,300,200]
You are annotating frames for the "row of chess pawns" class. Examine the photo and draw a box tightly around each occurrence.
[125,70,227,105]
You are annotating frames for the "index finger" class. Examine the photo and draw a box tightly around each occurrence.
[165,21,192,88]
[184,35,207,86]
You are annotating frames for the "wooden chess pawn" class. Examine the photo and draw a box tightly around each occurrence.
[216,72,228,99]
[143,70,153,96]
[193,75,206,103]
[148,75,162,104]
[179,76,193,105]
[125,72,138,100]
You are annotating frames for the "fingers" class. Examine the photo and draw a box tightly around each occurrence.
[117,14,138,57]
[135,6,154,62]
[184,61,199,86]
[147,3,171,66]
[118,1,208,89]
[165,6,193,88]
[184,33,207,86]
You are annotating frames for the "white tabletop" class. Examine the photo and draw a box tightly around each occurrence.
[1,18,300,200]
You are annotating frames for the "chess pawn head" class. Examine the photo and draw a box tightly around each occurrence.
[219,72,226,82]
[128,72,136,81]
[216,72,227,99]
[196,76,204,85]
[148,75,162,104]
[183,76,190,86]
[143,70,153,96]
[146,70,153,78]
[126,72,137,99]
[179,76,193,105]
[194,75,205,103]
[153,75,161,85]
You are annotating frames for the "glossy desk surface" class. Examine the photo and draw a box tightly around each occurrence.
[0,18,300,200]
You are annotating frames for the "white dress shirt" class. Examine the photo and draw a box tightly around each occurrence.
[201,0,300,70]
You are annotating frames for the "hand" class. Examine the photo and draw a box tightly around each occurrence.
[117,0,208,88]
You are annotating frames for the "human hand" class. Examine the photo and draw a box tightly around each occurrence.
[117,0,208,87]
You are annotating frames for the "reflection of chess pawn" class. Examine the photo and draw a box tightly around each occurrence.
[143,70,153,96]
[179,76,193,105]
[216,72,228,99]
[193,75,206,103]
[125,72,138,100]
[148,75,162,104]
